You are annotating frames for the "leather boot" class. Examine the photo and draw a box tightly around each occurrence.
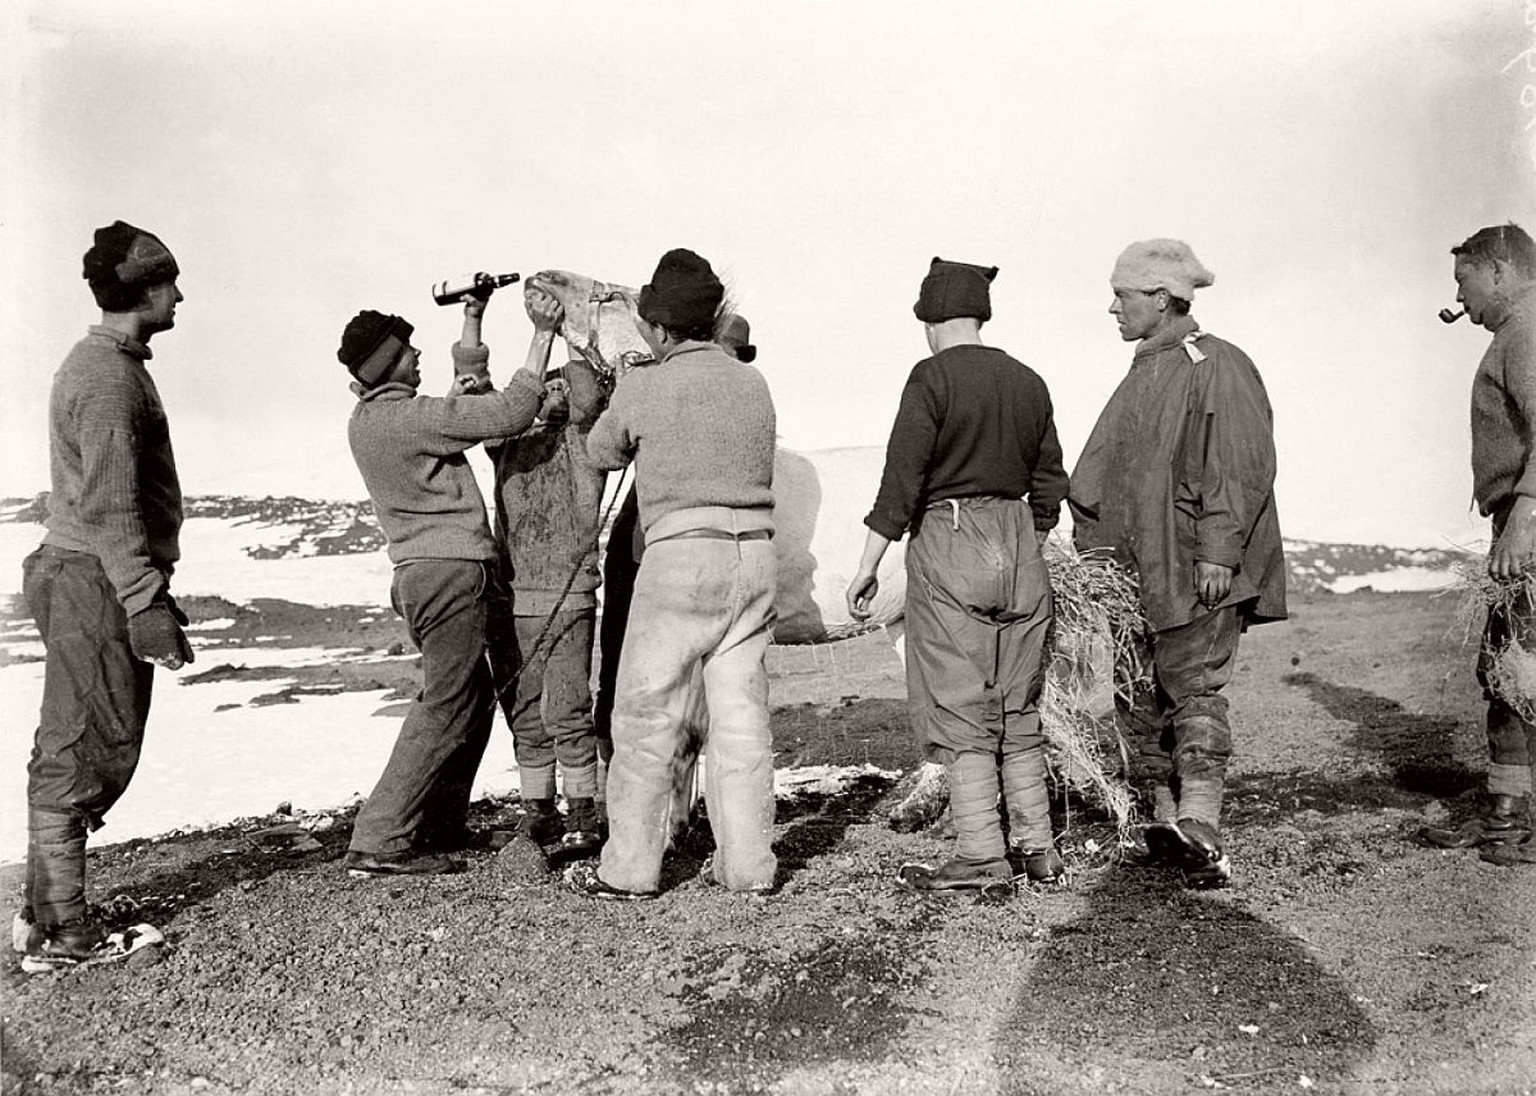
[1420,794,1532,848]
[28,808,88,928]
[1484,794,1532,842]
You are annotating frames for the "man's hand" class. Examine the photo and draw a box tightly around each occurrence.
[1491,497,1536,580]
[1194,560,1233,610]
[525,286,564,333]
[453,373,489,395]
[846,571,879,621]
[128,600,195,670]
[463,296,488,321]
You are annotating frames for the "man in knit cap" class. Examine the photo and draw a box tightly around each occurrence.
[1421,223,1536,866]
[592,308,758,806]
[847,257,1069,895]
[339,288,563,878]
[16,221,191,971]
[567,249,778,900]
[1070,239,1286,889]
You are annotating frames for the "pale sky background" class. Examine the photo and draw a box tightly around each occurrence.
[2,0,1534,549]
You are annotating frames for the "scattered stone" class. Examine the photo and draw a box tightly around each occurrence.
[496,836,549,884]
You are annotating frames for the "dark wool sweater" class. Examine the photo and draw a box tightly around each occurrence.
[864,344,1067,542]
[43,326,183,615]
[349,342,545,564]
[489,419,609,615]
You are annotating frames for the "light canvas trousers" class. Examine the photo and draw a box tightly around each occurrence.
[599,533,777,894]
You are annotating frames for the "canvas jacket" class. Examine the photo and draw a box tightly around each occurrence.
[1069,315,1287,632]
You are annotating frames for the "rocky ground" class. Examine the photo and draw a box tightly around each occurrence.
[2,591,1534,1095]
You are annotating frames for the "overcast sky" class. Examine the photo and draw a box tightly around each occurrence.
[2,0,1533,548]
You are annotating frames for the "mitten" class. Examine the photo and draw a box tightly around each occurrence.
[128,601,195,669]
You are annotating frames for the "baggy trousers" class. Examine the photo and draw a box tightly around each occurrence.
[23,546,155,925]
[1477,581,1536,798]
[599,534,777,894]
[904,498,1053,764]
[499,608,600,799]
[350,559,495,857]
[1119,604,1241,826]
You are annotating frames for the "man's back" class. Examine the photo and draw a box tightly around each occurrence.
[588,341,775,535]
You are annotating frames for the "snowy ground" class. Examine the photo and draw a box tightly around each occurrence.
[0,519,500,867]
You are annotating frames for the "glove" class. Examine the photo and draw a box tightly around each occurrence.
[128,601,195,670]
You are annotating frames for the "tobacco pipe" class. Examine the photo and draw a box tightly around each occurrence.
[1439,307,1465,324]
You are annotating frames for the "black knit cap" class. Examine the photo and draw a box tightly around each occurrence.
[82,220,180,310]
[637,248,724,331]
[338,310,415,385]
[913,257,998,323]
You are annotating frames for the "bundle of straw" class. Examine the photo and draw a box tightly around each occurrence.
[1038,540,1147,840]
[1451,558,1536,722]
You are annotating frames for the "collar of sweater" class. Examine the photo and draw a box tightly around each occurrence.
[658,340,725,365]
[1489,282,1536,334]
[87,324,152,361]
[1133,315,1200,360]
[351,380,418,402]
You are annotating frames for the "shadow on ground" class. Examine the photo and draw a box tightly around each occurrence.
[1283,672,1480,800]
[662,910,941,1090]
[995,858,1375,1093]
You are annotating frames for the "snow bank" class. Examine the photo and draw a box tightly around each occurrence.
[0,519,392,608]
[0,657,520,865]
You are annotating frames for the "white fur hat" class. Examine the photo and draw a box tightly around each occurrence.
[1110,239,1215,300]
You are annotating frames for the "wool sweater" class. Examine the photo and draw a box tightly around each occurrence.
[864,344,1067,542]
[488,366,610,614]
[349,342,544,564]
[42,326,183,615]
[1069,315,1286,632]
[584,341,775,541]
[1471,283,1536,519]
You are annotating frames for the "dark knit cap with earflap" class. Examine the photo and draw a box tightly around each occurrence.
[82,221,180,310]
[637,248,724,331]
[338,310,415,386]
[913,257,998,323]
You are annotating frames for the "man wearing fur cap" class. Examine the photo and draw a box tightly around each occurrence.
[1421,223,1536,865]
[1070,239,1286,889]
[567,248,778,900]
[848,257,1069,895]
[339,290,562,878]
[16,221,193,971]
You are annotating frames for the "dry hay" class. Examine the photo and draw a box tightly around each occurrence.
[1451,559,1536,722]
[1039,540,1147,843]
